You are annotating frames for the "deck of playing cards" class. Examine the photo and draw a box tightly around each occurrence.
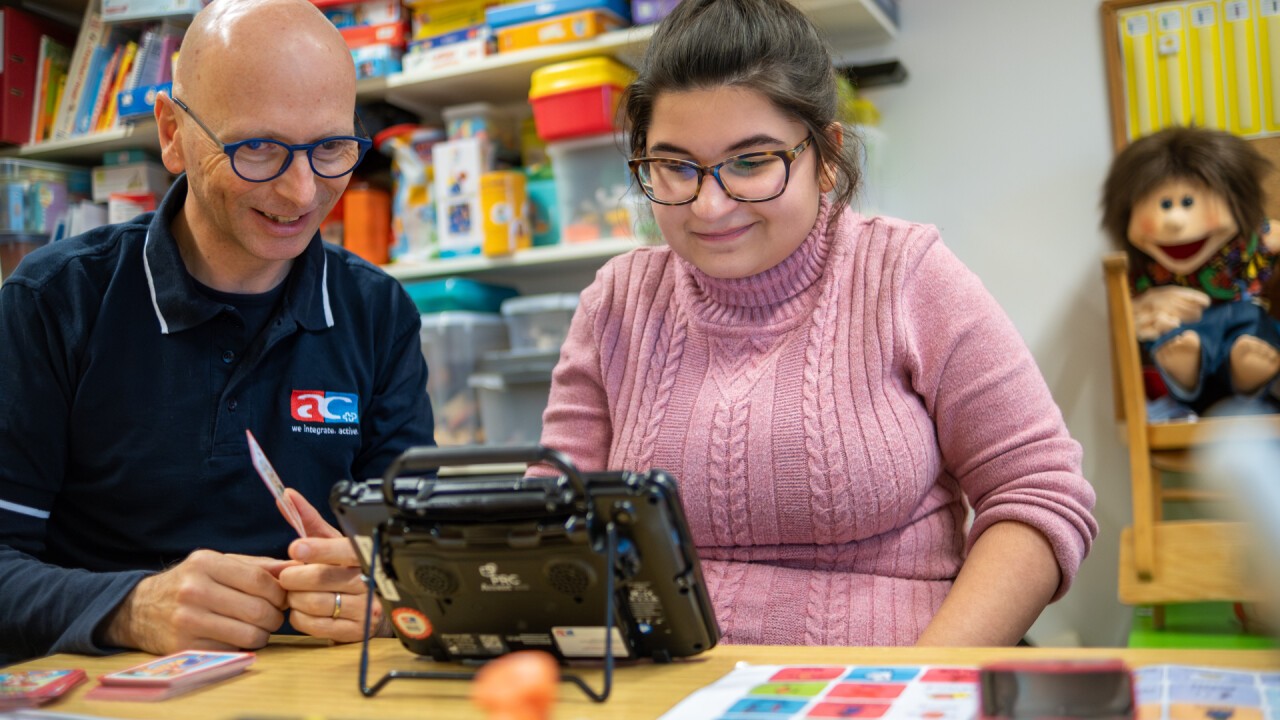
[85,651,255,702]
[0,669,86,709]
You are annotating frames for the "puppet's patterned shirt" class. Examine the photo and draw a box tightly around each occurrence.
[1131,227,1274,303]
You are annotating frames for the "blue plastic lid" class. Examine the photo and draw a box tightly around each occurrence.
[404,277,519,314]
[485,0,632,29]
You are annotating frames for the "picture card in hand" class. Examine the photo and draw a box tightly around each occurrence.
[246,429,307,537]
[85,651,255,702]
[0,669,86,709]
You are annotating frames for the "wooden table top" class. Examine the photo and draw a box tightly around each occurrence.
[6,638,1278,719]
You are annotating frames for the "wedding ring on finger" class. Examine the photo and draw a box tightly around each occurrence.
[331,592,343,620]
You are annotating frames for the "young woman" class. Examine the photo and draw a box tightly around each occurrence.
[537,0,1097,646]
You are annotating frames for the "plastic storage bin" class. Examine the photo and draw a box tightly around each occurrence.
[0,159,90,280]
[469,349,560,446]
[544,132,642,243]
[404,277,518,314]
[529,57,635,142]
[500,293,579,351]
[0,159,88,236]
[440,102,521,166]
[90,161,173,203]
[420,312,510,444]
[443,102,505,142]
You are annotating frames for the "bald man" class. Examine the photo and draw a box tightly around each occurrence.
[0,0,435,662]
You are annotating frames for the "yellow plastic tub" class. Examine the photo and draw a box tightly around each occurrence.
[528,56,636,141]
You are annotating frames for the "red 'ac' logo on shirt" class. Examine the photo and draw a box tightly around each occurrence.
[290,390,360,424]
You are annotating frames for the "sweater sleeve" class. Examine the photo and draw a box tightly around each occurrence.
[0,280,150,662]
[537,266,614,474]
[897,227,1098,600]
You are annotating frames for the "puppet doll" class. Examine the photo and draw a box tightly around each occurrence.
[1102,126,1278,414]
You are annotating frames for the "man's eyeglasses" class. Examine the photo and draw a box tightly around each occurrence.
[170,95,372,183]
[628,136,813,206]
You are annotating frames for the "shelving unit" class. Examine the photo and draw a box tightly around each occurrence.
[14,0,895,157]
[384,236,645,283]
[364,25,655,110]
[23,0,83,25]
[15,121,162,164]
[6,0,896,287]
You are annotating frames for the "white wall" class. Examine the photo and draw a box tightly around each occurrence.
[839,1,1132,647]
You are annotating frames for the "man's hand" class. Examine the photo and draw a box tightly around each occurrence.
[1132,285,1211,341]
[99,550,291,655]
[279,488,386,643]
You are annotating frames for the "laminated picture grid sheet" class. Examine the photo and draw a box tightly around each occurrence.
[659,664,981,719]
[1136,664,1280,719]
[658,663,1280,719]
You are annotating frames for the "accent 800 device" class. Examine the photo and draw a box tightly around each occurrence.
[330,445,720,674]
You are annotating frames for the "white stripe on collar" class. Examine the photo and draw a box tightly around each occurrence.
[0,498,51,519]
[321,251,334,328]
[142,229,170,335]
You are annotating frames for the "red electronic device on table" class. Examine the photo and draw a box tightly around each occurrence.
[978,659,1135,719]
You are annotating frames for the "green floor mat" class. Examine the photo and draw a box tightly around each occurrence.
[1128,602,1279,649]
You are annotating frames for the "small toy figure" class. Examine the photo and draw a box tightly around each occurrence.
[1102,126,1278,414]
[471,650,559,720]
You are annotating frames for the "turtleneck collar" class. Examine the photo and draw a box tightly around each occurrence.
[675,197,840,329]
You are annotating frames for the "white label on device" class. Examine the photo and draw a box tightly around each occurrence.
[354,535,400,601]
[551,626,630,658]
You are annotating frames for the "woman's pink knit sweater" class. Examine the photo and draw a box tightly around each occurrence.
[538,203,1098,645]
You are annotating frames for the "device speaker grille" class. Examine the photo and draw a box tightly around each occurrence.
[546,561,594,596]
[412,563,458,597]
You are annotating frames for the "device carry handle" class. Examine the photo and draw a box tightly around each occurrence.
[381,444,587,504]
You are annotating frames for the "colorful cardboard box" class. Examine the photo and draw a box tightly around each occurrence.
[90,161,172,204]
[101,0,206,22]
[495,9,626,53]
[485,0,631,29]
[116,82,170,123]
[352,43,403,79]
[403,37,489,74]
[322,0,402,29]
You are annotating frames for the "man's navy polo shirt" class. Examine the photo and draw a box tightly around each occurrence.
[0,176,434,661]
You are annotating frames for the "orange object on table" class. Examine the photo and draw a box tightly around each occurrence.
[471,650,559,720]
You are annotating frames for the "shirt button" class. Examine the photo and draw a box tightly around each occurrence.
[221,350,236,364]
[228,399,238,411]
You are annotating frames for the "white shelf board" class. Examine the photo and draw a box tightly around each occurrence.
[805,0,898,51]
[24,0,84,25]
[16,121,162,165]
[366,25,655,109]
[383,236,646,282]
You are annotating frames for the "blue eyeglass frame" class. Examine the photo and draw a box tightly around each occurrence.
[170,95,373,183]
[628,135,814,206]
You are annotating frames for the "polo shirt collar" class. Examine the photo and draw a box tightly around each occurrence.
[142,174,335,335]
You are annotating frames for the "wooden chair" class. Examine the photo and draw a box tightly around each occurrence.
[1103,252,1280,623]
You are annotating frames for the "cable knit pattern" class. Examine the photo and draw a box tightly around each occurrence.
[538,202,1098,646]
[629,302,678,471]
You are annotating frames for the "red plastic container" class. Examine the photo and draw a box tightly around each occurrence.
[528,57,635,142]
